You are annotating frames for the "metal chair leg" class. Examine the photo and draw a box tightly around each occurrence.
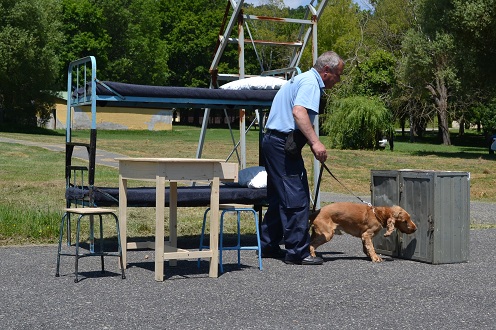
[99,215,105,273]
[253,209,263,271]
[236,211,241,267]
[112,212,126,279]
[56,213,68,277]
[74,214,82,283]
[197,207,211,268]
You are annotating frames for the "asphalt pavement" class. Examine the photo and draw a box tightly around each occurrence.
[0,229,495,329]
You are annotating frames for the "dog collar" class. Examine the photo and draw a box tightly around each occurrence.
[372,206,386,227]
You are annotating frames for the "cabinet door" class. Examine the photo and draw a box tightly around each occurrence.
[371,171,400,257]
[431,172,470,264]
[398,172,435,263]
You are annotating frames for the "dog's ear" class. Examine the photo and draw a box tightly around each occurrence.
[384,217,396,236]
[379,207,397,236]
[309,209,321,224]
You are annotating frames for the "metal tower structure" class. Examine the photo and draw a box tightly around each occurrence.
[196,0,329,206]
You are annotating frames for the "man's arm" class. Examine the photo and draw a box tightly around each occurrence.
[293,105,327,162]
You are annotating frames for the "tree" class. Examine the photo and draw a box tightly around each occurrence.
[447,0,496,134]
[397,0,461,145]
[450,0,496,92]
[0,0,63,126]
[102,0,169,85]
[351,49,396,99]
[59,0,169,86]
[365,0,415,54]
[323,96,393,149]
[159,0,227,87]
[317,0,362,60]
[477,99,496,137]
[58,0,110,77]
[361,0,416,129]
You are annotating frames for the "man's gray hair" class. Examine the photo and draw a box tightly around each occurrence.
[313,51,342,72]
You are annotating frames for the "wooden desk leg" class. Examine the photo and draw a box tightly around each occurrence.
[119,176,128,269]
[155,175,165,281]
[169,181,178,267]
[209,177,220,278]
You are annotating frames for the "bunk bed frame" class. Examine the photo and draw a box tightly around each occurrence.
[65,56,274,208]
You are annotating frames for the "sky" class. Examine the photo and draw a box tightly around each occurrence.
[244,0,373,10]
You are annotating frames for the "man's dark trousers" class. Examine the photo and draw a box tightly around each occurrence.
[260,131,311,262]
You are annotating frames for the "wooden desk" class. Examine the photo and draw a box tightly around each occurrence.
[117,158,238,281]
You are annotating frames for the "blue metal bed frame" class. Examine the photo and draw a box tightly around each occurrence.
[65,56,274,208]
[66,56,276,132]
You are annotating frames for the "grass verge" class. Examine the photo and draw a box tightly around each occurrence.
[0,126,495,245]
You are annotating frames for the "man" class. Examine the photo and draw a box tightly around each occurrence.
[261,51,344,265]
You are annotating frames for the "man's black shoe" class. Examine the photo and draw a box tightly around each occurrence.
[284,255,323,265]
[261,248,286,259]
[301,255,324,265]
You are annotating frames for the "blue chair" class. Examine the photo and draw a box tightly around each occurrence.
[198,204,262,273]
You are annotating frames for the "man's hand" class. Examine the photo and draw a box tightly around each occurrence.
[310,140,327,162]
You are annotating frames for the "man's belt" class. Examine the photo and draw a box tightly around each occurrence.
[265,129,289,139]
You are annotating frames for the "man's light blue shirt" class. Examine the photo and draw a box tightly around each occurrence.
[265,68,324,133]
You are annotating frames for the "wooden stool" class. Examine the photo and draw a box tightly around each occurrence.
[198,204,262,273]
[55,207,126,283]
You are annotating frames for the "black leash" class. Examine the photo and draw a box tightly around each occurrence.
[312,163,325,212]
[312,161,370,212]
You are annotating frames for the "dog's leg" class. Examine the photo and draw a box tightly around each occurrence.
[361,231,383,262]
[310,226,334,257]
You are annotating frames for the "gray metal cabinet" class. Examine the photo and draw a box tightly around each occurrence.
[371,170,470,264]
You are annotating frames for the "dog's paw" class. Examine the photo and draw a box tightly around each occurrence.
[371,256,384,262]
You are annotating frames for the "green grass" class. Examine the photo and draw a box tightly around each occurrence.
[0,126,495,246]
[0,203,61,244]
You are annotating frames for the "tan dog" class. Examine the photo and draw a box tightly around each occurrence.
[309,202,417,262]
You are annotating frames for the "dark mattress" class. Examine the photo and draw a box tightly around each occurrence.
[96,81,278,102]
[66,185,268,208]
[73,81,278,109]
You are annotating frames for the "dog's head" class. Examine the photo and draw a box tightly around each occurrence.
[384,206,417,237]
